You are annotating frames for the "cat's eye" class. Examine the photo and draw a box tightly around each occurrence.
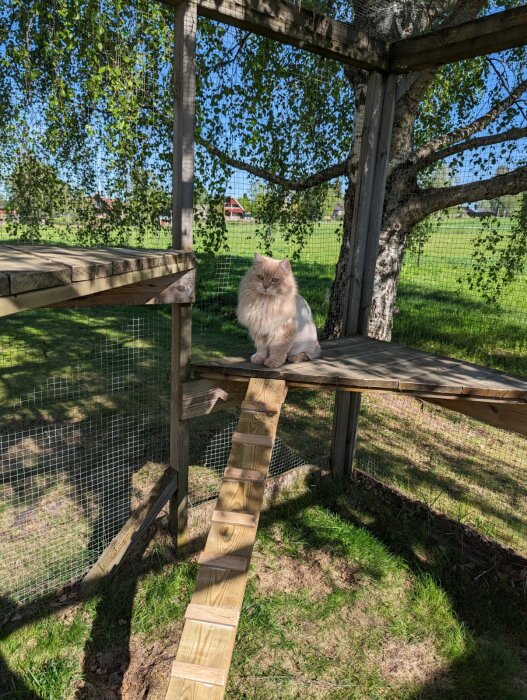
[272,278,279,282]
[257,274,264,280]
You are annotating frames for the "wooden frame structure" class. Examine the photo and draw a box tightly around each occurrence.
[3,0,527,695]
[160,0,527,564]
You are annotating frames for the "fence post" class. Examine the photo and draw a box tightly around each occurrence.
[331,71,396,480]
[169,0,196,552]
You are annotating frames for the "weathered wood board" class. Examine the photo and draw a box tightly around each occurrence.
[192,336,527,403]
[0,245,195,316]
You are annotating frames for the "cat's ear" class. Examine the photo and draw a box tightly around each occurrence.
[254,253,264,264]
[279,259,291,272]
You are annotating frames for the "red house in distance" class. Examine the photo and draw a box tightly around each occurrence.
[224,196,245,219]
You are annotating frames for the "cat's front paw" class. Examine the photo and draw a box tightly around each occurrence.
[287,353,307,364]
[250,352,267,364]
[264,356,286,368]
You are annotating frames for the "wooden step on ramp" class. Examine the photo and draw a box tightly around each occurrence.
[165,377,287,699]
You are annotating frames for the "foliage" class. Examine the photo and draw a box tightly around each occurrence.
[6,152,78,240]
[464,194,527,303]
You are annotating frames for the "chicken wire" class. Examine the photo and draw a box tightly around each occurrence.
[2,0,527,621]
[356,50,527,556]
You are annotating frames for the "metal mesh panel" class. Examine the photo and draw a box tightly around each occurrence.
[0,310,171,615]
[356,50,527,557]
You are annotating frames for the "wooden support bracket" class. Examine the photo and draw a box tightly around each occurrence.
[181,378,248,420]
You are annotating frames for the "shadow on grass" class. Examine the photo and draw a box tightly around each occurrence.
[1,472,526,698]
[394,284,527,377]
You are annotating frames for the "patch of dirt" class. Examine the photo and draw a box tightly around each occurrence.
[376,637,444,687]
[75,631,180,700]
[251,546,356,597]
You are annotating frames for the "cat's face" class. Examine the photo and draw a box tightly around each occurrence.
[248,254,292,296]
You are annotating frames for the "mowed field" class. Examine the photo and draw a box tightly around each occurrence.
[0,217,526,698]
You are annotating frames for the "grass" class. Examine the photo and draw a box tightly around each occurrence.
[1,473,526,699]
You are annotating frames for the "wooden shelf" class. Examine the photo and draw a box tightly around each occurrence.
[192,336,527,437]
[0,245,195,316]
[192,335,527,403]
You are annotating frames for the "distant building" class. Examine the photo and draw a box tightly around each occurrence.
[91,194,116,219]
[332,202,344,219]
[224,196,245,219]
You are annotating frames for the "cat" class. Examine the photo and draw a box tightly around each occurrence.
[237,253,321,368]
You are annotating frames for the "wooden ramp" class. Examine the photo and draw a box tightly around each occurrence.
[166,377,287,699]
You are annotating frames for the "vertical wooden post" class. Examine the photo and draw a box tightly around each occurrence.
[169,0,197,552]
[331,72,396,480]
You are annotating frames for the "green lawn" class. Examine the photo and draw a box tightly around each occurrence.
[1,474,526,699]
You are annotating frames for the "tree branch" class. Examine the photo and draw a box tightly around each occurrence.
[414,77,527,164]
[197,135,348,191]
[424,127,527,166]
[411,164,527,218]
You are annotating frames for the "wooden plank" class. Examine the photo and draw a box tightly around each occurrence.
[198,552,248,572]
[231,432,274,448]
[166,379,286,700]
[181,378,248,420]
[192,336,527,403]
[423,397,527,438]
[223,467,266,483]
[170,660,227,686]
[191,0,389,71]
[168,0,196,553]
[185,603,240,627]
[5,245,113,281]
[331,73,396,480]
[211,510,257,527]
[0,259,194,317]
[390,6,527,72]
[81,467,178,597]
[0,246,72,294]
[215,468,266,516]
[165,679,224,699]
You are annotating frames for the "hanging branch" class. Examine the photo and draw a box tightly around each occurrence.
[414,77,527,164]
[412,164,527,218]
[197,135,349,191]
[424,126,527,166]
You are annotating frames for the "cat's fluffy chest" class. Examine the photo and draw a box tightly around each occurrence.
[239,292,296,338]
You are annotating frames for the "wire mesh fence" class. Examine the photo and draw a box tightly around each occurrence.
[1,0,527,623]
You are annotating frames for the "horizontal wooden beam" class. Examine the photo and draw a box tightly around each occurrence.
[390,6,527,72]
[423,397,527,438]
[193,0,389,71]
[48,269,195,308]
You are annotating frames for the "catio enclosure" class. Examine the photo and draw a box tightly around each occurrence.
[1,0,527,695]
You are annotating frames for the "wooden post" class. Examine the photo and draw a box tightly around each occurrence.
[169,0,197,552]
[331,72,396,480]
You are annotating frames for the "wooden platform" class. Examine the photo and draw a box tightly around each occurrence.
[192,335,527,402]
[0,245,195,316]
